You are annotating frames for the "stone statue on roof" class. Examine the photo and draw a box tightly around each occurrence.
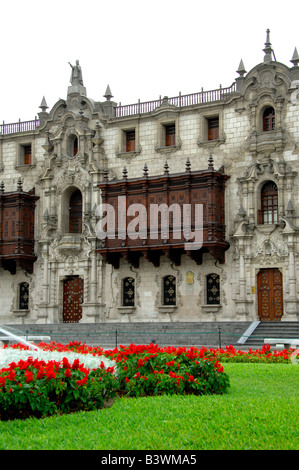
[69,60,83,86]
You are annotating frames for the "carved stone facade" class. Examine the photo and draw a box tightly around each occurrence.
[0,32,299,325]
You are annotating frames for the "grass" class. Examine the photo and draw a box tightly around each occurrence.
[0,363,298,450]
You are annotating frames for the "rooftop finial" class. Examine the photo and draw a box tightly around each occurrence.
[236,59,246,77]
[104,85,113,101]
[263,29,276,62]
[291,47,299,67]
[39,96,48,112]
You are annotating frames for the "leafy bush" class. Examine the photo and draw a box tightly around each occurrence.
[0,356,117,421]
[111,344,230,397]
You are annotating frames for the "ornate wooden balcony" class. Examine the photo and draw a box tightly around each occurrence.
[97,157,229,268]
[0,180,39,274]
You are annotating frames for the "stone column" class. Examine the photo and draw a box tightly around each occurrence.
[234,237,253,320]
[42,244,49,304]
[285,237,299,319]
[80,240,105,323]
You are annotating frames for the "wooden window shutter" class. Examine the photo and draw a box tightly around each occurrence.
[207,118,219,140]
[165,124,175,146]
[24,145,32,165]
[126,130,136,152]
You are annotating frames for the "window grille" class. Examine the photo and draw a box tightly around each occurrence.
[19,282,29,309]
[206,273,220,305]
[123,277,135,306]
[163,275,176,305]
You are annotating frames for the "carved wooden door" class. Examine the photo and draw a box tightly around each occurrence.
[63,276,84,323]
[257,268,283,321]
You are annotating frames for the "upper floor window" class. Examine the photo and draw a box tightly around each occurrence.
[263,107,275,132]
[69,189,82,233]
[125,130,136,152]
[165,124,175,146]
[207,117,219,140]
[18,143,32,165]
[23,145,32,165]
[67,134,79,157]
[260,181,278,224]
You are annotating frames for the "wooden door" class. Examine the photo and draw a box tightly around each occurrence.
[257,268,283,321]
[63,276,84,323]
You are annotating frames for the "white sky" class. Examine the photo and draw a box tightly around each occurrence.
[1,0,298,123]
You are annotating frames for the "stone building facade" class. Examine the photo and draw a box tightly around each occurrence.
[1,31,299,326]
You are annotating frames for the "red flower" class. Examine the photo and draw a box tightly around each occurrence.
[25,370,33,383]
[46,368,56,380]
[64,369,72,378]
[8,370,16,381]
[76,377,87,386]
[36,368,44,379]
[166,360,175,367]
[125,377,130,383]
[62,357,71,369]
[72,358,80,370]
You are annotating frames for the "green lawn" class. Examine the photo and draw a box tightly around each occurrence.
[0,363,298,450]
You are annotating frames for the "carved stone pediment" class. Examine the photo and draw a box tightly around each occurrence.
[242,63,290,102]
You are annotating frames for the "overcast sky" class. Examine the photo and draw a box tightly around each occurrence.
[1,0,298,123]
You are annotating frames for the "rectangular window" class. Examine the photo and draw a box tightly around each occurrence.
[207,118,219,140]
[163,275,176,305]
[125,130,136,152]
[19,282,29,309]
[165,124,175,146]
[123,277,135,306]
[21,144,31,165]
[206,274,220,305]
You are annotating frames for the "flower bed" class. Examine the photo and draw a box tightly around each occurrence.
[0,341,297,421]
[0,354,117,421]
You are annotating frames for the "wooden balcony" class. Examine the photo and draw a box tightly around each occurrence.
[0,180,39,274]
[97,158,229,268]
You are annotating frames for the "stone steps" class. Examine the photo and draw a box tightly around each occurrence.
[3,321,299,350]
[243,322,299,347]
[4,322,251,349]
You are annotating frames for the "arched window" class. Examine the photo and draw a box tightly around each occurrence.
[69,189,82,233]
[260,181,278,224]
[19,282,29,310]
[67,134,79,157]
[206,274,220,305]
[163,275,176,305]
[122,277,135,306]
[263,107,275,132]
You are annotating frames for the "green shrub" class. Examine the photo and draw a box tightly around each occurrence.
[115,348,230,397]
[0,356,118,421]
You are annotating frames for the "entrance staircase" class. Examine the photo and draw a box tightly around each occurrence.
[240,321,299,348]
[2,321,299,350]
